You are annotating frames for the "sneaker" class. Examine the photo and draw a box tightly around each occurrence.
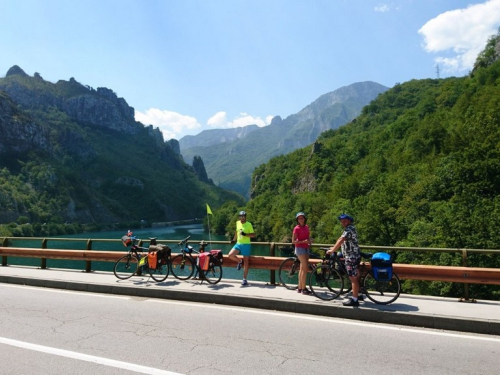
[302,288,312,295]
[237,261,243,271]
[343,298,359,307]
[297,289,302,293]
[241,279,248,286]
[357,295,365,301]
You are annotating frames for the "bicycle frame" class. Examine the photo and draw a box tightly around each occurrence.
[170,236,223,284]
[314,248,401,304]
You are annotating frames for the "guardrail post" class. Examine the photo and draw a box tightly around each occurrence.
[41,238,47,269]
[459,248,475,303]
[269,242,275,285]
[85,239,92,272]
[1,237,8,266]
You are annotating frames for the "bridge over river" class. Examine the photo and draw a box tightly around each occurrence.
[1,265,499,336]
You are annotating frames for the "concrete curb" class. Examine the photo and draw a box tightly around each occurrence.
[1,274,499,336]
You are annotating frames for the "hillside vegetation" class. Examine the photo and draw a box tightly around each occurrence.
[212,31,500,299]
[0,67,243,236]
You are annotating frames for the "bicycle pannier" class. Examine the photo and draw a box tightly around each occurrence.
[199,253,210,271]
[210,249,223,264]
[148,251,158,269]
[371,252,393,281]
[149,245,171,265]
[121,235,132,247]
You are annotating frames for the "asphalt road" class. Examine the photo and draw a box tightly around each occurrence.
[1,284,499,375]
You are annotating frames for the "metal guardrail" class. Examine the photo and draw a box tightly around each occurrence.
[1,237,500,302]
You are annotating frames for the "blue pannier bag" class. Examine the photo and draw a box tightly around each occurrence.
[371,252,393,281]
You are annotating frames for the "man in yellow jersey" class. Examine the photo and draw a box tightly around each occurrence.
[228,211,255,286]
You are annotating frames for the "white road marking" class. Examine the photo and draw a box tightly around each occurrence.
[0,283,130,299]
[0,337,182,375]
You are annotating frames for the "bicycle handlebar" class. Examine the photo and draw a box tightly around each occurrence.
[178,235,191,245]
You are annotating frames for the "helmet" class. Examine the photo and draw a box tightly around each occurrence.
[295,212,307,223]
[338,213,354,222]
[238,211,246,216]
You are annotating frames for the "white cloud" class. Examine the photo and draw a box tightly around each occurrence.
[207,111,228,128]
[135,108,201,140]
[419,0,500,73]
[374,4,391,13]
[207,111,272,129]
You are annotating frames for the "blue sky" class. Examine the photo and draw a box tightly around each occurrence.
[2,0,500,140]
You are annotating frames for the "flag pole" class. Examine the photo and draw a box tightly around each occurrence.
[206,204,213,250]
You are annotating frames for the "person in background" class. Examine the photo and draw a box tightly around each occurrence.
[228,211,255,286]
[327,214,362,307]
[292,212,312,295]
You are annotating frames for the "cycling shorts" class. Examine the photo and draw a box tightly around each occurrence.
[345,255,361,277]
[232,243,251,257]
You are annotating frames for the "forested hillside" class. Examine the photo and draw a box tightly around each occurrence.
[0,66,243,236]
[213,31,500,298]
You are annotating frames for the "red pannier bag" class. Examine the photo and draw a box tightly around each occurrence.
[199,252,210,270]
[210,250,223,264]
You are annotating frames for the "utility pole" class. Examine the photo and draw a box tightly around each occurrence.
[436,64,440,79]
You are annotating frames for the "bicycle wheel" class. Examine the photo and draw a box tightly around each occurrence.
[341,274,352,295]
[114,254,140,280]
[148,263,170,282]
[363,272,401,305]
[308,265,343,301]
[202,257,222,284]
[170,254,195,280]
[278,257,300,290]
[335,262,352,295]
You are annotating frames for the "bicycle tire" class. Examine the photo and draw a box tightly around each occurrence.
[308,265,343,301]
[363,272,401,305]
[341,274,352,295]
[148,262,170,282]
[114,254,140,280]
[170,254,195,280]
[202,257,222,284]
[278,257,300,290]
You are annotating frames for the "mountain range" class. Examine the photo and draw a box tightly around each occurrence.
[0,66,242,233]
[180,81,389,198]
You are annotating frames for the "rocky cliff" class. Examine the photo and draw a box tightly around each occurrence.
[3,66,141,135]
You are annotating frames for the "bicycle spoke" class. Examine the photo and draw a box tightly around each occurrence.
[114,254,139,280]
[170,254,195,280]
[202,258,222,284]
[309,266,343,301]
[278,257,300,290]
[363,272,401,305]
[149,263,169,282]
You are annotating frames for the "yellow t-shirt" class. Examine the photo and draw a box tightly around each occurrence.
[236,221,254,244]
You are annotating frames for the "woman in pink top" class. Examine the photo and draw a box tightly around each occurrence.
[292,212,312,295]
